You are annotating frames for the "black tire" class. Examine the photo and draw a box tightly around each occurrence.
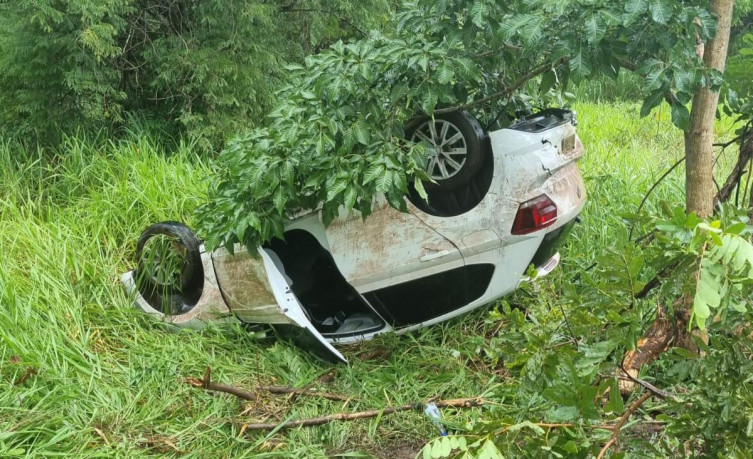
[405,111,486,191]
[135,221,203,314]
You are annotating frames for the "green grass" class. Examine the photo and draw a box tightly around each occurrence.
[0,103,744,457]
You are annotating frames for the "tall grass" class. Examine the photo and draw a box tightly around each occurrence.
[571,72,643,103]
[0,134,492,457]
[0,103,744,457]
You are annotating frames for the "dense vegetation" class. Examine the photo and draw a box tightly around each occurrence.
[3,0,753,457]
[0,0,390,148]
[1,103,751,457]
[198,0,731,251]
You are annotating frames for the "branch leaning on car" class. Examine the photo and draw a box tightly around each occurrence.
[434,58,567,115]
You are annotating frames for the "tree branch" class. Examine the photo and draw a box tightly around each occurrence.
[185,367,356,403]
[597,391,654,459]
[616,58,677,105]
[239,397,484,431]
[715,125,753,207]
[618,362,676,400]
[472,42,524,59]
[434,58,566,115]
[186,367,257,401]
[256,385,353,402]
[634,261,678,300]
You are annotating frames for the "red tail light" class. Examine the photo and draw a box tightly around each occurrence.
[511,195,557,235]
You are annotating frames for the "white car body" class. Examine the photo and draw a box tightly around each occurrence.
[123,110,586,362]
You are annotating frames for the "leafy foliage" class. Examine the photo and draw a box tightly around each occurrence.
[415,208,753,457]
[0,0,390,147]
[198,0,719,251]
[3,101,752,457]
[725,33,753,119]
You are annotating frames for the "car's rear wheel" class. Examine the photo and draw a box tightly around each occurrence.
[134,221,203,315]
[405,111,485,191]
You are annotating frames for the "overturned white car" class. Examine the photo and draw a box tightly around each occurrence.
[122,109,586,362]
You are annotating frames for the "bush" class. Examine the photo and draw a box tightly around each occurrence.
[0,0,390,149]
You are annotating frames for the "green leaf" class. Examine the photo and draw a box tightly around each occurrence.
[471,1,489,28]
[640,90,664,117]
[363,163,385,185]
[377,170,393,192]
[449,436,458,450]
[522,17,544,46]
[419,54,430,72]
[692,268,721,330]
[440,437,452,456]
[674,70,697,93]
[585,13,606,44]
[605,378,625,413]
[476,439,504,459]
[505,421,546,435]
[421,90,438,115]
[414,178,428,200]
[540,70,556,93]
[623,0,648,25]
[731,300,747,313]
[423,443,432,459]
[343,186,358,210]
[670,103,690,131]
[643,66,665,92]
[726,222,747,235]
[693,299,710,329]
[430,438,443,458]
[570,49,592,78]
[437,61,455,85]
[649,0,672,24]
[353,121,371,146]
[273,186,286,213]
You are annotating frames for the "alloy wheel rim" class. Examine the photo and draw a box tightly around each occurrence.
[411,119,468,180]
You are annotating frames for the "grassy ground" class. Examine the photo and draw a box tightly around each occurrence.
[0,103,742,457]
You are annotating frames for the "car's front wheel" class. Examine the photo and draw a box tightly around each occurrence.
[405,111,485,191]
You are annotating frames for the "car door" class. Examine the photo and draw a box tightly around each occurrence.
[323,196,465,294]
[212,247,346,362]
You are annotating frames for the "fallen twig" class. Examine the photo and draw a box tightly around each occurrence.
[186,367,257,401]
[186,367,354,403]
[597,391,654,459]
[239,397,484,431]
[256,385,353,402]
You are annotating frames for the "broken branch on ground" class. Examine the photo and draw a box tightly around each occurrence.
[238,397,485,431]
[185,367,355,403]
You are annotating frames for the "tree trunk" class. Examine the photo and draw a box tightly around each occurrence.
[684,0,735,217]
[621,0,735,396]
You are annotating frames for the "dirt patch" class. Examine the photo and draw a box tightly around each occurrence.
[369,440,425,459]
[331,436,425,459]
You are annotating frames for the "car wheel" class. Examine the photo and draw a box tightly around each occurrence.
[135,221,203,315]
[406,111,485,191]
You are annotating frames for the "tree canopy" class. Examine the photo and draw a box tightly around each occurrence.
[197,0,726,252]
[0,0,390,147]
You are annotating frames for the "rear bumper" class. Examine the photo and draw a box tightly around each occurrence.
[531,218,578,267]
